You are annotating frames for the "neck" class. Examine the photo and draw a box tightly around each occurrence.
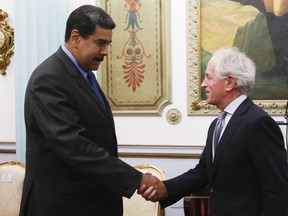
[218,91,243,111]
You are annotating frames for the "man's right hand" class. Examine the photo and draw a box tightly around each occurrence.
[138,173,167,202]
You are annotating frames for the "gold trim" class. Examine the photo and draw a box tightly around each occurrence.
[186,0,287,116]
[0,9,14,76]
[0,151,200,158]
[118,143,204,147]
[0,160,25,167]
[0,143,203,157]
[119,152,201,159]
[0,141,16,144]
[0,141,16,153]
[118,143,204,159]
[0,149,15,154]
[133,163,165,179]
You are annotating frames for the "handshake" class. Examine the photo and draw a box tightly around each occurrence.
[137,172,168,202]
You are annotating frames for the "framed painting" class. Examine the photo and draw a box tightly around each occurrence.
[100,0,171,115]
[187,0,288,115]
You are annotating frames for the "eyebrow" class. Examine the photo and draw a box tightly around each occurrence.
[205,72,211,77]
[96,38,112,44]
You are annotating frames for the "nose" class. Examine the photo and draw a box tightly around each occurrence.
[201,78,207,88]
[100,45,109,56]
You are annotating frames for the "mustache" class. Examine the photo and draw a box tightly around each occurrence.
[93,57,104,62]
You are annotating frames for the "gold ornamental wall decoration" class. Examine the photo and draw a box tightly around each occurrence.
[166,108,182,125]
[0,9,14,76]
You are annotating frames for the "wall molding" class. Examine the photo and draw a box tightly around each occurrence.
[0,143,205,158]
[118,144,203,158]
[0,142,16,153]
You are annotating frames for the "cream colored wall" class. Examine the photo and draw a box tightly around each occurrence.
[1,0,286,147]
[0,1,287,216]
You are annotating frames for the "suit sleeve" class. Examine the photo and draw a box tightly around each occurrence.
[160,147,209,208]
[27,70,142,198]
[248,115,288,215]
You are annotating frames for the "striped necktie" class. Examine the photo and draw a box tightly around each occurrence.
[214,111,227,151]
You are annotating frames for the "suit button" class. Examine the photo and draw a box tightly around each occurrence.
[210,187,214,193]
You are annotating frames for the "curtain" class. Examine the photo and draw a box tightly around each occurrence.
[15,0,66,162]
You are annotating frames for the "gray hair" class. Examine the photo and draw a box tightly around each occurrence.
[212,47,256,94]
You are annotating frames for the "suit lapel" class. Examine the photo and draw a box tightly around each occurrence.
[210,98,253,178]
[206,119,217,180]
[55,47,112,119]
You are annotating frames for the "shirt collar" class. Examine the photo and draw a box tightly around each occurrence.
[61,45,88,78]
[224,94,247,115]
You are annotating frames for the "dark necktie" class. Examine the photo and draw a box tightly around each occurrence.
[214,111,227,151]
[86,71,106,108]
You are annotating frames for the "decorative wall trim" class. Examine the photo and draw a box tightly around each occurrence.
[0,142,204,158]
[118,152,201,159]
[0,149,15,154]
[0,142,16,153]
[166,108,182,125]
[0,9,14,76]
[118,144,203,159]
[100,0,171,115]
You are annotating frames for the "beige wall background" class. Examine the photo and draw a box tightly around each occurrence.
[0,0,286,147]
[0,1,287,215]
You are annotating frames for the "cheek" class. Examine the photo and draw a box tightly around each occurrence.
[80,41,98,53]
[207,85,220,98]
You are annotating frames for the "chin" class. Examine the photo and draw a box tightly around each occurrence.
[91,66,99,71]
[206,99,215,105]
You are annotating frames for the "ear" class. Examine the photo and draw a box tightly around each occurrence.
[225,75,237,91]
[70,29,81,47]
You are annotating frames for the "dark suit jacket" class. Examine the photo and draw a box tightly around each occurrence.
[19,47,142,216]
[161,98,288,216]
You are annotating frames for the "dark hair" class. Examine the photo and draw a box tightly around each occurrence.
[64,5,116,42]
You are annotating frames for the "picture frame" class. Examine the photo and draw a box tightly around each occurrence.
[187,0,287,116]
[100,0,171,115]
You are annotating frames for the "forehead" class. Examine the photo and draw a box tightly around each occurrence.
[90,26,113,41]
[206,58,217,75]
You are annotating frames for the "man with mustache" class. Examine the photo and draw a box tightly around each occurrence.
[19,5,165,216]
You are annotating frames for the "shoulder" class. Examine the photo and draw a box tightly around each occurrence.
[27,52,71,93]
[237,97,268,118]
